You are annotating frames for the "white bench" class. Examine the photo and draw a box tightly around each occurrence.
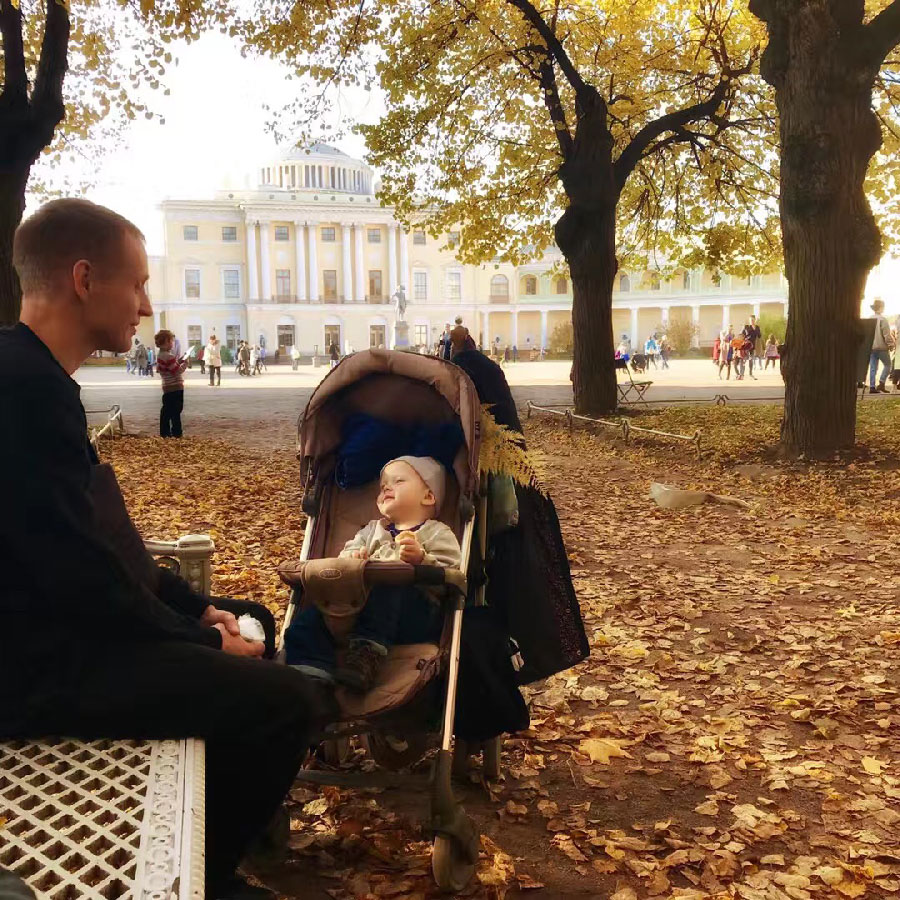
[0,538,215,899]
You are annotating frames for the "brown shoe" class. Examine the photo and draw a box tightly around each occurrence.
[337,641,386,693]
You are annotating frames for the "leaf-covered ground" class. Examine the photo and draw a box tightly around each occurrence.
[105,400,900,900]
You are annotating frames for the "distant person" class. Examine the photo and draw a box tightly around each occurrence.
[869,299,894,394]
[742,317,762,378]
[712,333,721,367]
[205,334,222,386]
[155,329,188,437]
[764,334,779,370]
[135,340,148,377]
[644,334,658,369]
[659,335,670,369]
[503,345,510,363]
[258,344,267,371]
[237,340,249,375]
[329,341,340,368]
[615,335,631,361]
[439,323,452,360]
[718,329,733,380]
[198,343,206,376]
[290,343,301,371]
[512,345,518,362]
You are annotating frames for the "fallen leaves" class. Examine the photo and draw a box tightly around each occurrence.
[578,738,632,765]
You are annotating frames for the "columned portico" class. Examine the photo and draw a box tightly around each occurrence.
[307,223,318,301]
[387,226,398,294]
[341,225,353,303]
[691,305,701,348]
[259,222,272,302]
[294,221,307,302]
[354,224,365,302]
[245,219,259,301]
[630,307,639,345]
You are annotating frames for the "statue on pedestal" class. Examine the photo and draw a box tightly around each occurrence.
[392,285,407,321]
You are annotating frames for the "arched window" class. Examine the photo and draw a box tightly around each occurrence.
[490,274,509,299]
[619,273,631,292]
[555,276,568,295]
[650,272,661,291]
[683,271,691,290]
[524,275,538,295]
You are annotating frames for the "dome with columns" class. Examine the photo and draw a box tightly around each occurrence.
[258,143,374,195]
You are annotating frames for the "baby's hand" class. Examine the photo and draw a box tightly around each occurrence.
[395,531,424,565]
[350,548,369,560]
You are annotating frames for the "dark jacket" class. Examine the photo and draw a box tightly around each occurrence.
[0,324,220,736]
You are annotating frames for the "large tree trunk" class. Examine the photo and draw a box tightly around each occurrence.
[556,204,618,415]
[0,167,28,326]
[555,88,620,416]
[754,1,883,458]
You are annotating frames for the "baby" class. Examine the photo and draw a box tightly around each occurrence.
[285,455,461,692]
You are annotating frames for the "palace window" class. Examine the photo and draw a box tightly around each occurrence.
[222,226,237,242]
[324,324,341,351]
[226,324,240,351]
[367,228,382,244]
[276,269,291,298]
[413,271,427,301]
[223,269,240,300]
[413,229,426,246]
[321,226,336,242]
[619,273,631,292]
[524,275,538,296]
[414,324,428,346]
[323,270,337,301]
[187,325,202,349]
[650,272,661,291]
[369,325,386,349]
[369,270,383,300]
[274,225,289,241]
[683,271,691,290]
[555,276,568,295]
[277,325,295,350]
[183,225,198,241]
[446,271,461,300]
[490,275,509,299]
[185,268,200,298]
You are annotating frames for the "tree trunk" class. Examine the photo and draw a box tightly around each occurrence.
[556,204,618,415]
[555,89,620,416]
[757,3,883,457]
[0,167,28,326]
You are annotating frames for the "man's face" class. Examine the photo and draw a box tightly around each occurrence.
[81,233,153,353]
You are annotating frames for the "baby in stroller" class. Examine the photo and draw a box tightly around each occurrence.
[284,455,460,692]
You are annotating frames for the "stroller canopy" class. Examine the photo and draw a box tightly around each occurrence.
[298,350,482,498]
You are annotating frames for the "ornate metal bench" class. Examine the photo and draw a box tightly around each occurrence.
[0,539,215,899]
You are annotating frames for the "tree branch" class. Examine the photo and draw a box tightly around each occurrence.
[31,0,69,136]
[860,0,900,67]
[539,55,573,157]
[505,0,588,95]
[613,75,735,188]
[0,0,28,107]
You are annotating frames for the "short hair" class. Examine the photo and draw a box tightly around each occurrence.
[155,329,175,349]
[13,198,144,295]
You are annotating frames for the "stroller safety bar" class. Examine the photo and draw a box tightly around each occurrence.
[278,558,467,596]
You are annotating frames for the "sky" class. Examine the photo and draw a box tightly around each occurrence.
[25,30,900,316]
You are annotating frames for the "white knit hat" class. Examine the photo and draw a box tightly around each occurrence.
[384,455,446,514]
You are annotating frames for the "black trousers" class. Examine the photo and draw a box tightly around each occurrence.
[208,365,221,385]
[160,390,184,437]
[12,597,320,897]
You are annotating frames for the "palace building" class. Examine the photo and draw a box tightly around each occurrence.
[145,143,788,358]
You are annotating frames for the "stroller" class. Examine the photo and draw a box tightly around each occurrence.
[277,349,493,892]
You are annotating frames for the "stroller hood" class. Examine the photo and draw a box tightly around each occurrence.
[298,349,481,499]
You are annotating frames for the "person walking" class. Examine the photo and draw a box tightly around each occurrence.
[238,340,251,376]
[439,323,452,360]
[258,343,267,372]
[512,344,518,362]
[644,334,658,369]
[329,341,340,369]
[198,343,206,376]
[869,299,894,394]
[764,334,779,370]
[205,334,222,386]
[659,335,670,369]
[135,340,149,376]
[712,333,721,368]
[742,317,762,378]
[718,329,733,380]
[290,343,301,371]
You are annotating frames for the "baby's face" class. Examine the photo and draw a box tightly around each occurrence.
[377,461,433,523]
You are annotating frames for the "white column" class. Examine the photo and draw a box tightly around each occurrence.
[722,304,730,332]
[660,306,670,326]
[630,307,639,345]
[245,219,259,301]
[354,223,365,302]
[399,227,409,293]
[511,310,518,348]
[153,311,162,333]
[691,305,701,348]
[388,225,398,295]
[307,223,318,303]
[540,310,548,350]
[259,222,272,301]
[753,301,761,318]
[482,310,490,348]
[294,221,307,302]
[341,224,352,303]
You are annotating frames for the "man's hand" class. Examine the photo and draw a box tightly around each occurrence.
[201,605,240,636]
[214,623,264,657]
[395,532,424,565]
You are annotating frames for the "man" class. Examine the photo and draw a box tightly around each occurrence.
[0,199,327,900]
[870,298,894,394]
[742,315,762,379]
[644,334,658,369]
[439,322,452,360]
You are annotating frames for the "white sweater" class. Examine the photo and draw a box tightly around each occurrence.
[205,343,222,366]
[339,518,461,568]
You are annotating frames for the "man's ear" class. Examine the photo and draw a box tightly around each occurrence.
[72,259,91,302]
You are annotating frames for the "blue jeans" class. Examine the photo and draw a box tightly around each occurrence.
[284,584,443,678]
[870,350,892,387]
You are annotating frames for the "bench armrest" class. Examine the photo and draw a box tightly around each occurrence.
[146,534,216,595]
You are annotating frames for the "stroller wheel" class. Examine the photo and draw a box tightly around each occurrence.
[432,834,476,893]
[482,737,502,781]
[364,731,429,770]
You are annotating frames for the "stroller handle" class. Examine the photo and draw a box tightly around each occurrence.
[278,557,467,595]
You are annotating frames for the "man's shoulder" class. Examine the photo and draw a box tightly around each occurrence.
[0,325,63,388]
